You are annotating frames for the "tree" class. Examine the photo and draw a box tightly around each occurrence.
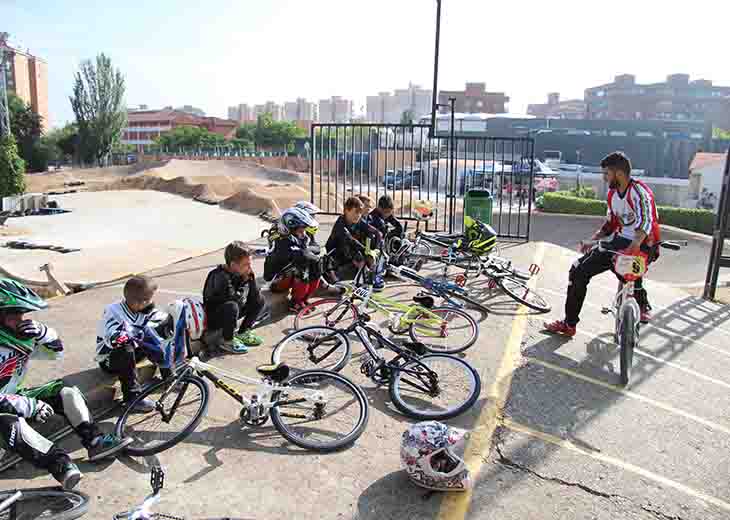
[70,53,127,165]
[235,123,256,148]
[43,123,79,163]
[400,109,415,125]
[8,93,45,171]
[0,134,26,198]
[713,127,730,140]
[254,113,306,150]
[155,125,226,150]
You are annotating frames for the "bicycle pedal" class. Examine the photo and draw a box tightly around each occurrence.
[601,307,612,315]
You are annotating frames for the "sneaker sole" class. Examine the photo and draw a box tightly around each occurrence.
[63,471,82,491]
[87,437,134,462]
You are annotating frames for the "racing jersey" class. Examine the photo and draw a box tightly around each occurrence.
[95,301,166,363]
[0,323,62,417]
[606,179,660,244]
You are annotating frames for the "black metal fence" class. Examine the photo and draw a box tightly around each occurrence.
[310,123,537,240]
[704,147,730,299]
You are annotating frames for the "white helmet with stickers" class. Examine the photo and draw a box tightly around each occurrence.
[401,421,471,492]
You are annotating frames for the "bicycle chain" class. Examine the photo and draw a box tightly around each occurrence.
[153,513,186,520]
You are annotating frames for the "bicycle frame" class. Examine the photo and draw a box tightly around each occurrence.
[162,358,316,424]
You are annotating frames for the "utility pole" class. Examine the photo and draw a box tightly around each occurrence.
[0,44,10,137]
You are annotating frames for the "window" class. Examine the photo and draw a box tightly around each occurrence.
[596,90,605,97]
[609,130,628,137]
[476,101,483,108]
[635,131,654,137]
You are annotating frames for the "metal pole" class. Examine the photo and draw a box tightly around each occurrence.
[429,0,442,139]
[448,97,456,233]
[0,46,10,137]
[704,147,730,299]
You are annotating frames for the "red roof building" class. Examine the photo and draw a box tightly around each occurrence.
[122,108,238,151]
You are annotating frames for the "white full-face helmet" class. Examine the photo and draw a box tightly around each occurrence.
[294,200,323,215]
[401,421,472,492]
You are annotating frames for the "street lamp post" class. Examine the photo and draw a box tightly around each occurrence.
[429,0,442,139]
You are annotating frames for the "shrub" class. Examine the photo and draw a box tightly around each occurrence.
[541,192,716,235]
[569,186,597,199]
[0,133,26,198]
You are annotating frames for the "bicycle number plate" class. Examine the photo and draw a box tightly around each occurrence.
[614,255,647,280]
[354,287,371,300]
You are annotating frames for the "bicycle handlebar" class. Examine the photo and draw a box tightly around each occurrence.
[582,239,686,255]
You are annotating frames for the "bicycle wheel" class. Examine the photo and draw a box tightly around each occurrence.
[115,374,210,456]
[619,306,637,385]
[488,259,531,281]
[0,488,89,520]
[389,354,481,420]
[294,299,358,335]
[272,326,352,372]
[497,276,551,313]
[408,307,479,354]
[271,370,369,452]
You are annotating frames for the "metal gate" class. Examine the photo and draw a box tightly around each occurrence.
[309,123,536,239]
[704,147,730,299]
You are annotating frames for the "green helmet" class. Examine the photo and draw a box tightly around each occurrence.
[0,278,48,313]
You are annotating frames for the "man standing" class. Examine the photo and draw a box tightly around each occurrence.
[544,152,659,337]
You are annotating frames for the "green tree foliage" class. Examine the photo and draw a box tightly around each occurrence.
[70,53,127,165]
[401,109,415,125]
[234,124,256,148]
[7,93,46,171]
[42,123,79,163]
[0,133,26,198]
[254,113,306,149]
[155,125,226,149]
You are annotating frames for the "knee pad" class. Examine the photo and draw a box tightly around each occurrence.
[0,415,54,456]
[60,387,91,426]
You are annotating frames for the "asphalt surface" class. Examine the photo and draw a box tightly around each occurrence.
[2,215,728,520]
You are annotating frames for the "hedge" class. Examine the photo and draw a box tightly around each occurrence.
[541,191,716,235]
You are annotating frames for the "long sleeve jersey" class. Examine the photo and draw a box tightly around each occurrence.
[0,323,62,417]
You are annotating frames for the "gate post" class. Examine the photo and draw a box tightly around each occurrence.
[704,147,730,300]
[448,97,456,233]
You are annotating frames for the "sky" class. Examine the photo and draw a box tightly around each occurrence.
[4,0,729,128]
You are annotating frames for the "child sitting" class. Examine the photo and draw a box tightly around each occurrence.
[202,242,265,354]
[96,276,174,413]
[325,196,382,285]
[264,207,323,313]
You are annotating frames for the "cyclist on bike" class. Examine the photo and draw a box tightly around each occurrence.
[545,151,660,337]
[0,279,131,490]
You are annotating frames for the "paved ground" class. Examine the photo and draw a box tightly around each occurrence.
[2,190,265,283]
[1,215,728,520]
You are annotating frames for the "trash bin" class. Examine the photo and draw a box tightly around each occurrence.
[464,188,493,226]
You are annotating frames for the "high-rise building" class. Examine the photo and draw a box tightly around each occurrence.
[318,96,353,123]
[1,34,49,130]
[284,98,318,122]
[366,83,433,123]
[175,105,205,117]
[585,74,730,128]
[527,93,587,119]
[438,82,509,115]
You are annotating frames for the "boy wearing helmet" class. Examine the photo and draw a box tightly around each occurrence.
[264,207,323,312]
[0,278,131,490]
[203,242,265,354]
[96,276,175,413]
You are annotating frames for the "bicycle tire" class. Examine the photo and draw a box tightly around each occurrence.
[294,298,358,334]
[115,375,210,457]
[271,370,369,452]
[619,306,637,385]
[272,326,352,372]
[488,259,531,281]
[0,488,89,520]
[497,276,551,313]
[389,354,481,420]
[408,306,479,354]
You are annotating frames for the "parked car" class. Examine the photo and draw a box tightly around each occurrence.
[384,168,423,190]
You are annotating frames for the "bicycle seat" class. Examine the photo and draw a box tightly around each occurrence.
[413,293,435,309]
[256,363,290,382]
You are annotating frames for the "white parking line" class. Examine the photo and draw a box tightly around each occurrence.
[540,287,730,359]
[504,418,730,514]
[527,357,730,436]
[571,328,730,391]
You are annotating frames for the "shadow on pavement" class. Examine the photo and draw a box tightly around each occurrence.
[354,469,440,520]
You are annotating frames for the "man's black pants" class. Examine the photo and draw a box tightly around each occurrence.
[206,294,265,341]
[565,236,650,327]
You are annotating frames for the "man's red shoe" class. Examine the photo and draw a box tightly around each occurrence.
[544,320,576,338]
